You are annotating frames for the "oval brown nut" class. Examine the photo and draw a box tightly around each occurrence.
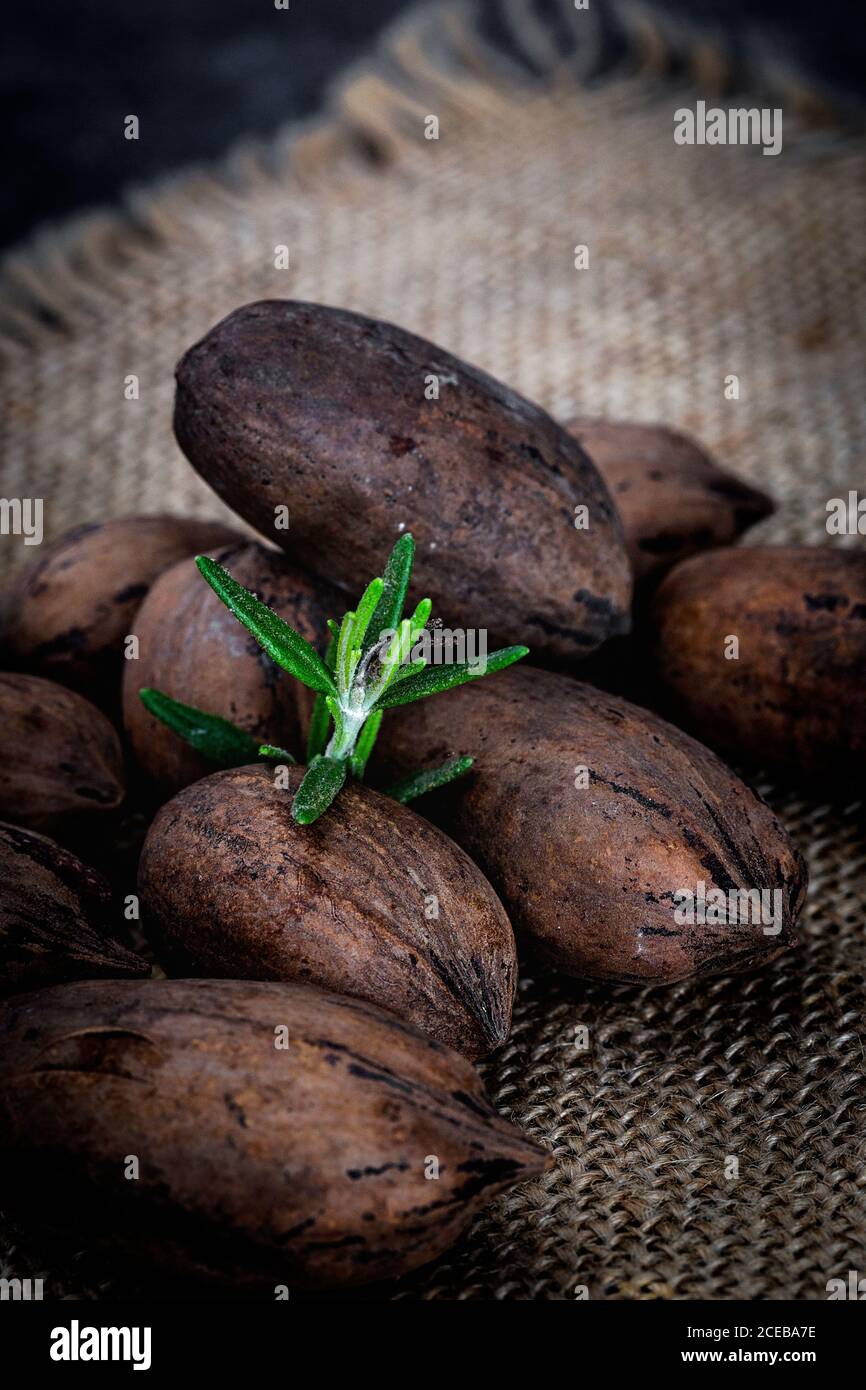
[649,545,866,780]
[3,516,240,693]
[0,821,148,997]
[174,300,632,663]
[123,540,338,793]
[565,419,773,584]
[139,763,516,1059]
[375,665,806,984]
[0,673,124,832]
[0,977,548,1289]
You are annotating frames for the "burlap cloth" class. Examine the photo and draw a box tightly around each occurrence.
[1,0,864,1300]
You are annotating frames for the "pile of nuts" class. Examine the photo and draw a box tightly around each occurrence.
[0,300,861,1292]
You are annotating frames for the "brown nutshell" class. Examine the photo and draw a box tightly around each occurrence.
[173,300,633,663]
[3,515,241,693]
[139,763,516,1058]
[565,418,774,585]
[649,545,866,780]
[0,977,549,1289]
[122,540,338,793]
[0,673,125,832]
[0,821,149,997]
[375,664,807,984]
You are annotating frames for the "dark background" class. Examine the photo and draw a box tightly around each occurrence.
[2,0,864,251]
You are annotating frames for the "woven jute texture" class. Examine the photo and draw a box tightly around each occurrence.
[1,0,864,1300]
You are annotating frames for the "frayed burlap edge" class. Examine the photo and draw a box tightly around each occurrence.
[1,0,863,359]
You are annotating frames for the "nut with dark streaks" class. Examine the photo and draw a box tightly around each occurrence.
[139,763,516,1058]
[0,821,148,996]
[173,300,632,663]
[565,419,773,585]
[375,664,806,983]
[0,673,124,832]
[3,516,240,694]
[123,541,339,793]
[0,977,549,1288]
[650,545,866,780]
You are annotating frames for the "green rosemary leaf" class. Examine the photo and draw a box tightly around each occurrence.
[305,698,331,762]
[410,596,432,632]
[324,694,353,759]
[368,618,413,703]
[349,710,383,780]
[374,646,529,709]
[392,617,415,668]
[258,744,296,763]
[385,756,474,804]
[323,628,339,670]
[351,577,384,652]
[335,610,356,693]
[139,688,263,766]
[292,756,347,825]
[362,533,415,655]
[326,618,341,643]
[388,656,427,686]
[196,555,336,696]
[306,632,338,761]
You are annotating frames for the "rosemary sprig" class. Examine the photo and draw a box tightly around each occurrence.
[141,532,528,824]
